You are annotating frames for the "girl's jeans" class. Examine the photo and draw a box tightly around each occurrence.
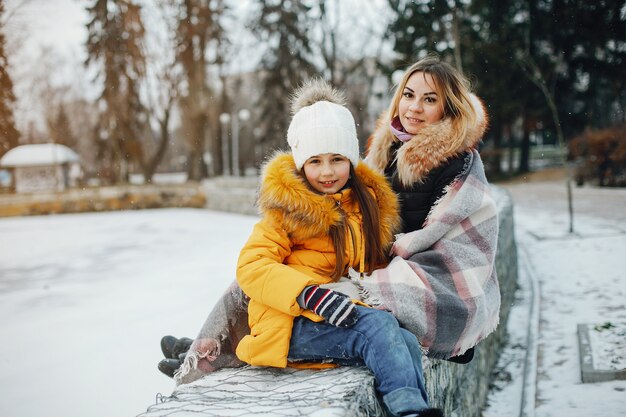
[288,306,429,416]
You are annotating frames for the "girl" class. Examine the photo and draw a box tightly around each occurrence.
[234,79,443,417]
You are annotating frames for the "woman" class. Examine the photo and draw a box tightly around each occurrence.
[354,54,500,362]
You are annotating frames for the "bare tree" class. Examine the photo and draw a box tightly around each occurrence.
[47,103,76,148]
[0,0,20,157]
[314,0,389,139]
[136,1,185,183]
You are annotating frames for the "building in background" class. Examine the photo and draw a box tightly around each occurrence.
[0,143,82,193]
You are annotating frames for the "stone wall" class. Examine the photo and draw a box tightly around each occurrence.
[0,183,206,217]
[202,176,260,215]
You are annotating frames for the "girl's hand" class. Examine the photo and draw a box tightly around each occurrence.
[299,285,359,328]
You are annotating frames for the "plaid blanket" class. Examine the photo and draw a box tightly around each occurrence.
[175,281,249,385]
[326,150,500,359]
[176,150,500,384]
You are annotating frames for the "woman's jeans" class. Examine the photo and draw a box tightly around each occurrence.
[288,306,429,416]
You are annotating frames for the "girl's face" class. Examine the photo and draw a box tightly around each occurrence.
[302,153,351,195]
[398,71,445,134]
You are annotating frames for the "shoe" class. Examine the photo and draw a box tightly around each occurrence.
[416,408,444,417]
[160,335,193,359]
[445,347,474,364]
[172,337,193,358]
[158,358,181,378]
[160,335,178,359]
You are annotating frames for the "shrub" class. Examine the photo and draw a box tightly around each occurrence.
[568,124,626,187]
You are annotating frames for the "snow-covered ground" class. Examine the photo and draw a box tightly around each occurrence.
[0,209,258,417]
[0,179,625,417]
[485,179,626,417]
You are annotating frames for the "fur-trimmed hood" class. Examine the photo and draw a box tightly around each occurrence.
[257,151,400,245]
[366,94,489,187]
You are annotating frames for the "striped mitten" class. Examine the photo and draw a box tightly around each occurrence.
[298,285,359,328]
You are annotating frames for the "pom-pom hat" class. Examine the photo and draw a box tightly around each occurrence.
[287,79,360,170]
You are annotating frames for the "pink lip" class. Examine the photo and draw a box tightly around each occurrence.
[404,116,423,123]
[319,180,337,188]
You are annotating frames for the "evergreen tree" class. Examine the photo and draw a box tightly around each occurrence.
[464,0,542,174]
[0,0,20,158]
[247,0,318,154]
[546,0,626,134]
[85,0,146,183]
[386,0,464,67]
[386,0,518,171]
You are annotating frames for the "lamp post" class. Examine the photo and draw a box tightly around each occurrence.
[219,113,231,176]
[220,109,251,177]
[232,109,251,176]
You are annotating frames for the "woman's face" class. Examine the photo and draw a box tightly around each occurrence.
[302,153,351,195]
[398,71,445,134]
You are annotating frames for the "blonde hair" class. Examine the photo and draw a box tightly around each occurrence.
[388,54,477,153]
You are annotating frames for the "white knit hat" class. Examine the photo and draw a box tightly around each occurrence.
[287,80,360,170]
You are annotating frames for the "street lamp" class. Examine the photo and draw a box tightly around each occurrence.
[220,109,251,177]
[219,113,231,176]
[232,109,251,177]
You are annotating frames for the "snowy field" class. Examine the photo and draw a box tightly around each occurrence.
[1,180,625,417]
[0,209,258,417]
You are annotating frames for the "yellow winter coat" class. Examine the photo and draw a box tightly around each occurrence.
[235,152,400,368]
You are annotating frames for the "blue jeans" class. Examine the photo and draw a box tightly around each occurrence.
[288,306,429,416]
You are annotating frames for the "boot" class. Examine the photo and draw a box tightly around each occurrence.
[402,409,445,417]
[172,337,193,358]
[160,335,177,359]
[158,358,181,378]
[160,335,193,359]
[416,408,444,417]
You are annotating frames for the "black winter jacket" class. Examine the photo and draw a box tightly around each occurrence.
[385,140,467,232]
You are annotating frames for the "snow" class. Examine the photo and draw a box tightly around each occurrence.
[588,322,626,371]
[0,209,258,417]
[484,181,626,417]
[0,143,80,167]
[0,180,625,417]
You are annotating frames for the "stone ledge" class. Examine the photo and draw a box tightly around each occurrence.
[0,184,206,217]
[139,366,383,417]
[578,323,626,383]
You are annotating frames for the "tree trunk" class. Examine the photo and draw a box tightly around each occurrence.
[519,114,531,174]
[142,110,171,183]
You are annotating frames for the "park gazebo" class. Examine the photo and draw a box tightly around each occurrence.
[0,143,82,193]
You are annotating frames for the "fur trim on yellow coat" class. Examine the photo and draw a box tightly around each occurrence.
[235,151,399,368]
